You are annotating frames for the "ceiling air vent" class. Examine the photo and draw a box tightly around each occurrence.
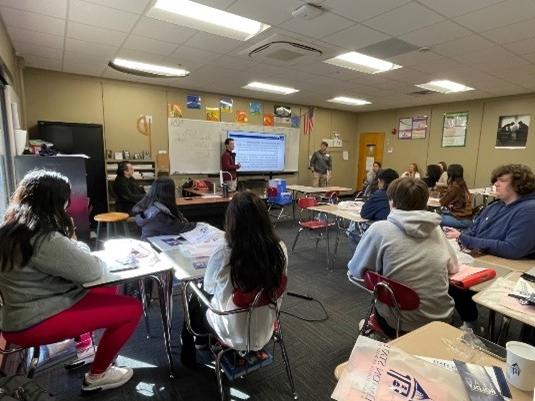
[240,34,323,66]
[408,90,434,96]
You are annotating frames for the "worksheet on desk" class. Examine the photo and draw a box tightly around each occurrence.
[180,222,224,243]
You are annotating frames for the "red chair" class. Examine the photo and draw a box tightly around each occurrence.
[291,197,334,255]
[348,271,420,339]
[320,191,339,204]
[182,276,297,401]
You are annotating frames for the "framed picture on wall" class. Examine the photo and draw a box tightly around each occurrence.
[495,114,530,149]
[442,112,468,147]
[398,117,412,139]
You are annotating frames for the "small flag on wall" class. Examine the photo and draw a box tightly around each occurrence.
[303,107,315,135]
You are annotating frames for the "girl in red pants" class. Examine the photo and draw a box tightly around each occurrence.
[0,170,142,392]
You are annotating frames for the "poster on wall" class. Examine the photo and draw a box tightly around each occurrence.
[442,112,468,147]
[186,95,201,109]
[220,97,233,113]
[236,110,248,123]
[398,117,412,139]
[206,107,220,121]
[411,116,428,139]
[495,114,530,149]
[249,101,262,115]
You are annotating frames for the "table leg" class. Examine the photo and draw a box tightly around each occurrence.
[138,279,151,339]
[496,316,511,346]
[331,217,342,271]
[488,310,496,341]
[149,272,175,378]
[324,213,331,271]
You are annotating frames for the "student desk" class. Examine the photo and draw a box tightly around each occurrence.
[473,271,535,344]
[470,187,497,207]
[475,254,535,273]
[287,185,353,218]
[334,321,531,401]
[86,251,175,378]
[306,204,368,270]
[176,196,231,229]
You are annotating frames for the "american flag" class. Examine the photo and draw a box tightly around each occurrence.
[303,107,315,135]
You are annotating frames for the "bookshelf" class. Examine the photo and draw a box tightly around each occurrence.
[106,159,155,208]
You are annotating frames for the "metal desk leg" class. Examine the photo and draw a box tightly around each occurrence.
[331,217,342,271]
[149,272,175,378]
[497,316,511,346]
[325,214,331,271]
[138,279,151,339]
[488,310,496,341]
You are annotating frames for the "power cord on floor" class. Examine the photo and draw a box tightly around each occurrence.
[281,292,329,322]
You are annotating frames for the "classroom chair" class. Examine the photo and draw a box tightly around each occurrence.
[348,271,420,339]
[291,197,334,261]
[182,276,298,401]
[0,334,41,378]
[266,187,294,223]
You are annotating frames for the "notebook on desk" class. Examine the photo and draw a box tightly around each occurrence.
[148,235,186,252]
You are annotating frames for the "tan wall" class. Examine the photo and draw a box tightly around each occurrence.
[0,17,18,87]
[355,94,535,188]
[23,68,359,188]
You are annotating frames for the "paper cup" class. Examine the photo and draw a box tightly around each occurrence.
[506,341,535,391]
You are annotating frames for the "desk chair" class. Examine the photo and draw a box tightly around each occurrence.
[266,187,294,223]
[291,197,334,267]
[183,277,298,401]
[348,271,420,339]
[0,336,41,378]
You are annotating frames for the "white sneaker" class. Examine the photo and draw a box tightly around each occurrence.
[65,346,96,370]
[358,319,365,332]
[82,366,133,392]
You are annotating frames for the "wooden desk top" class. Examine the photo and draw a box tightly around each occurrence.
[287,185,353,194]
[307,204,368,223]
[176,196,231,206]
[473,271,535,328]
[475,254,535,273]
[334,322,531,401]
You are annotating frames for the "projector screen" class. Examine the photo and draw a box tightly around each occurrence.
[228,131,285,172]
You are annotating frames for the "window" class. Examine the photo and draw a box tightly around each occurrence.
[0,83,14,218]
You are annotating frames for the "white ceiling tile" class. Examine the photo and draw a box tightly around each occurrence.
[362,2,444,36]
[81,0,151,14]
[278,12,355,39]
[6,26,64,49]
[189,0,236,9]
[417,0,505,18]
[213,55,255,71]
[504,38,535,55]
[322,0,411,22]
[321,24,389,51]
[67,22,127,47]
[172,45,221,64]
[122,35,177,56]
[131,17,197,45]
[0,7,65,36]
[162,55,206,72]
[68,0,139,32]
[115,48,166,63]
[400,21,472,47]
[433,34,495,57]
[22,54,62,70]
[227,0,301,25]
[183,32,243,54]
[65,37,118,58]
[0,0,67,18]
[63,50,109,65]
[12,40,63,59]
[453,46,527,68]
[454,0,535,32]
[62,60,107,76]
[480,18,535,44]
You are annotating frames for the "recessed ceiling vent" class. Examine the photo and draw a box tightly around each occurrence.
[408,89,434,96]
[240,34,322,65]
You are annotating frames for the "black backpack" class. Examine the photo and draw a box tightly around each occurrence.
[0,376,54,401]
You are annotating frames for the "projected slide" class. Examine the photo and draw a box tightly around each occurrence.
[228,131,285,172]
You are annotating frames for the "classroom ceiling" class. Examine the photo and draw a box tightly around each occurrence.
[2,0,535,112]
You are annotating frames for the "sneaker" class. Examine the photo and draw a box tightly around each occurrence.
[358,319,365,332]
[82,366,133,392]
[65,346,96,370]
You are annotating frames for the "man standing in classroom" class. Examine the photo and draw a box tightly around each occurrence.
[221,138,240,192]
[310,141,332,187]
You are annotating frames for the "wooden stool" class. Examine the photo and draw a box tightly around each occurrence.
[94,212,129,244]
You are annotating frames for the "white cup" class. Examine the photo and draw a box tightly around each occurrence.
[505,341,535,391]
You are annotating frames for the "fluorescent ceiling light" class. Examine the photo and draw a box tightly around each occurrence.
[328,96,371,106]
[324,51,402,74]
[415,80,474,93]
[243,81,299,95]
[149,0,270,41]
[109,58,189,78]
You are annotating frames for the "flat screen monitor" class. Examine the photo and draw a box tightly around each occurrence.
[227,131,285,172]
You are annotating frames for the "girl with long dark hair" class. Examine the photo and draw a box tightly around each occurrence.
[0,170,142,392]
[133,177,195,239]
[181,191,287,365]
[439,164,473,228]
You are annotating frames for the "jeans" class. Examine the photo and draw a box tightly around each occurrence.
[441,212,473,229]
[449,285,478,322]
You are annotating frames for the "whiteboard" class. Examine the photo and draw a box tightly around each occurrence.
[168,118,299,174]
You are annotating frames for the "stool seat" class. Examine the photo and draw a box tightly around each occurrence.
[94,212,129,223]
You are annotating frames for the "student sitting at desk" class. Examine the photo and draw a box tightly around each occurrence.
[0,170,142,392]
[181,191,287,366]
[133,177,196,240]
[445,164,535,259]
[347,168,399,251]
[439,164,473,229]
[348,177,459,336]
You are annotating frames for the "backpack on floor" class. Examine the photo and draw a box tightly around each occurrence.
[0,375,54,401]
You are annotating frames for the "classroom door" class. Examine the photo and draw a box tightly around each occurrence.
[357,132,384,191]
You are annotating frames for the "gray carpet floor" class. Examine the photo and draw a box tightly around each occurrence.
[31,219,525,401]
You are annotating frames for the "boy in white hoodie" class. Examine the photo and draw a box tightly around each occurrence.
[348,177,459,336]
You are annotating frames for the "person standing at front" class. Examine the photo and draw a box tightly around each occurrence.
[221,138,240,192]
[310,141,332,187]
